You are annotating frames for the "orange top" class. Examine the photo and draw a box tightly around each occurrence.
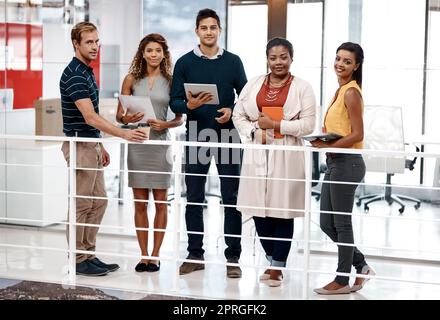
[256,75,291,112]
[256,75,292,138]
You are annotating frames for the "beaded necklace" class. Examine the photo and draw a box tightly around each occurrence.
[264,73,292,103]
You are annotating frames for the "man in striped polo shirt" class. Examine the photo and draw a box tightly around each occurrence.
[60,22,147,277]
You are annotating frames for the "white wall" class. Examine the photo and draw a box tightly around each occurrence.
[43,24,73,99]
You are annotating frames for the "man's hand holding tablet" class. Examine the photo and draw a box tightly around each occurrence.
[186,90,214,110]
[184,83,220,110]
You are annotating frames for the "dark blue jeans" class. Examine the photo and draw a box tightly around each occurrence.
[253,216,294,267]
[320,153,367,285]
[184,145,242,260]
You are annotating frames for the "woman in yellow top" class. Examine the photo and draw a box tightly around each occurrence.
[312,42,374,295]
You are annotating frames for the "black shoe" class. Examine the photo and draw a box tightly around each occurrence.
[88,257,120,272]
[146,262,160,272]
[76,260,109,276]
[135,262,148,272]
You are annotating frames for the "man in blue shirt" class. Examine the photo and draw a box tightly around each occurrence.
[60,22,147,276]
[170,9,247,278]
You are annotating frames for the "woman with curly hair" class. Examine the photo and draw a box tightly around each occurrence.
[116,33,183,272]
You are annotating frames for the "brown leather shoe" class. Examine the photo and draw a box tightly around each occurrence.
[226,257,242,278]
[179,261,205,275]
[226,265,242,278]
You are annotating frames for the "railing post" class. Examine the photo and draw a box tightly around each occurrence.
[118,142,126,205]
[68,139,77,284]
[172,141,183,292]
[302,148,312,299]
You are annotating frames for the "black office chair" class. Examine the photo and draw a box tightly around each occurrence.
[356,144,422,214]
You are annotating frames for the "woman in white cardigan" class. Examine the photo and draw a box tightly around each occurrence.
[232,38,316,287]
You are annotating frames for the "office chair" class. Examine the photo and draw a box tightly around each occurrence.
[356,143,421,213]
[356,106,421,214]
[311,151,325,201]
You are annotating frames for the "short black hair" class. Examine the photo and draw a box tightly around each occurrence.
[266,37,293,59]
[196,8,221,29]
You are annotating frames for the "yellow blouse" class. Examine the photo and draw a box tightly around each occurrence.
[324,80,364,149]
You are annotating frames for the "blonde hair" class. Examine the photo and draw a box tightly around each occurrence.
[71,22,97,50]
[128,33,172,84]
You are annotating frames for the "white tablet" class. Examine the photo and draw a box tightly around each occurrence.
[118,95,157,125]
[184,83,220,105]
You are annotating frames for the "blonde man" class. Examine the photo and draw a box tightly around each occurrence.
[60,22,147,276]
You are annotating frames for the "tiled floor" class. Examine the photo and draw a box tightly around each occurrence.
[1,189,439,300]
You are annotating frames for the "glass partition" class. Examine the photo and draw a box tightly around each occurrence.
[287,0,323,123]
[425,1,440,192]
[0,1,5,223]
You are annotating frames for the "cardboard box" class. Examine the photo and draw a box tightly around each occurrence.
[34,98,63,136]
[34,97,119,137]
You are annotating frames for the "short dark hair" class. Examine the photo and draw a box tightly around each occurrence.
[196,8,221,29]
[266,37,294,59]
[336,42,364,87]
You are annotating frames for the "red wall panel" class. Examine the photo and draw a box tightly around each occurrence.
[0,23,42,109]
[1,23,101,109]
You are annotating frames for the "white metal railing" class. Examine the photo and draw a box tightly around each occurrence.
[0,133,440,299]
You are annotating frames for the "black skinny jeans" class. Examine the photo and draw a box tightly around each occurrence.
[320,153,367,285]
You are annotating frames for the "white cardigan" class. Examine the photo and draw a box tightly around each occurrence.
[232,75,316,219]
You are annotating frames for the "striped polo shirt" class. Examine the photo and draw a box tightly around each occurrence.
[60,57,100,138]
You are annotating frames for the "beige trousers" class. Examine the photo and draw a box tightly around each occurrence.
[62,141,108,263]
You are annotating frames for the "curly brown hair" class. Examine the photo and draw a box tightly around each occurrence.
[128,33,172,84]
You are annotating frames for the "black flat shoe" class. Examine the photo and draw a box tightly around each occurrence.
[146,262,160,272]
[135,262,148,272]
